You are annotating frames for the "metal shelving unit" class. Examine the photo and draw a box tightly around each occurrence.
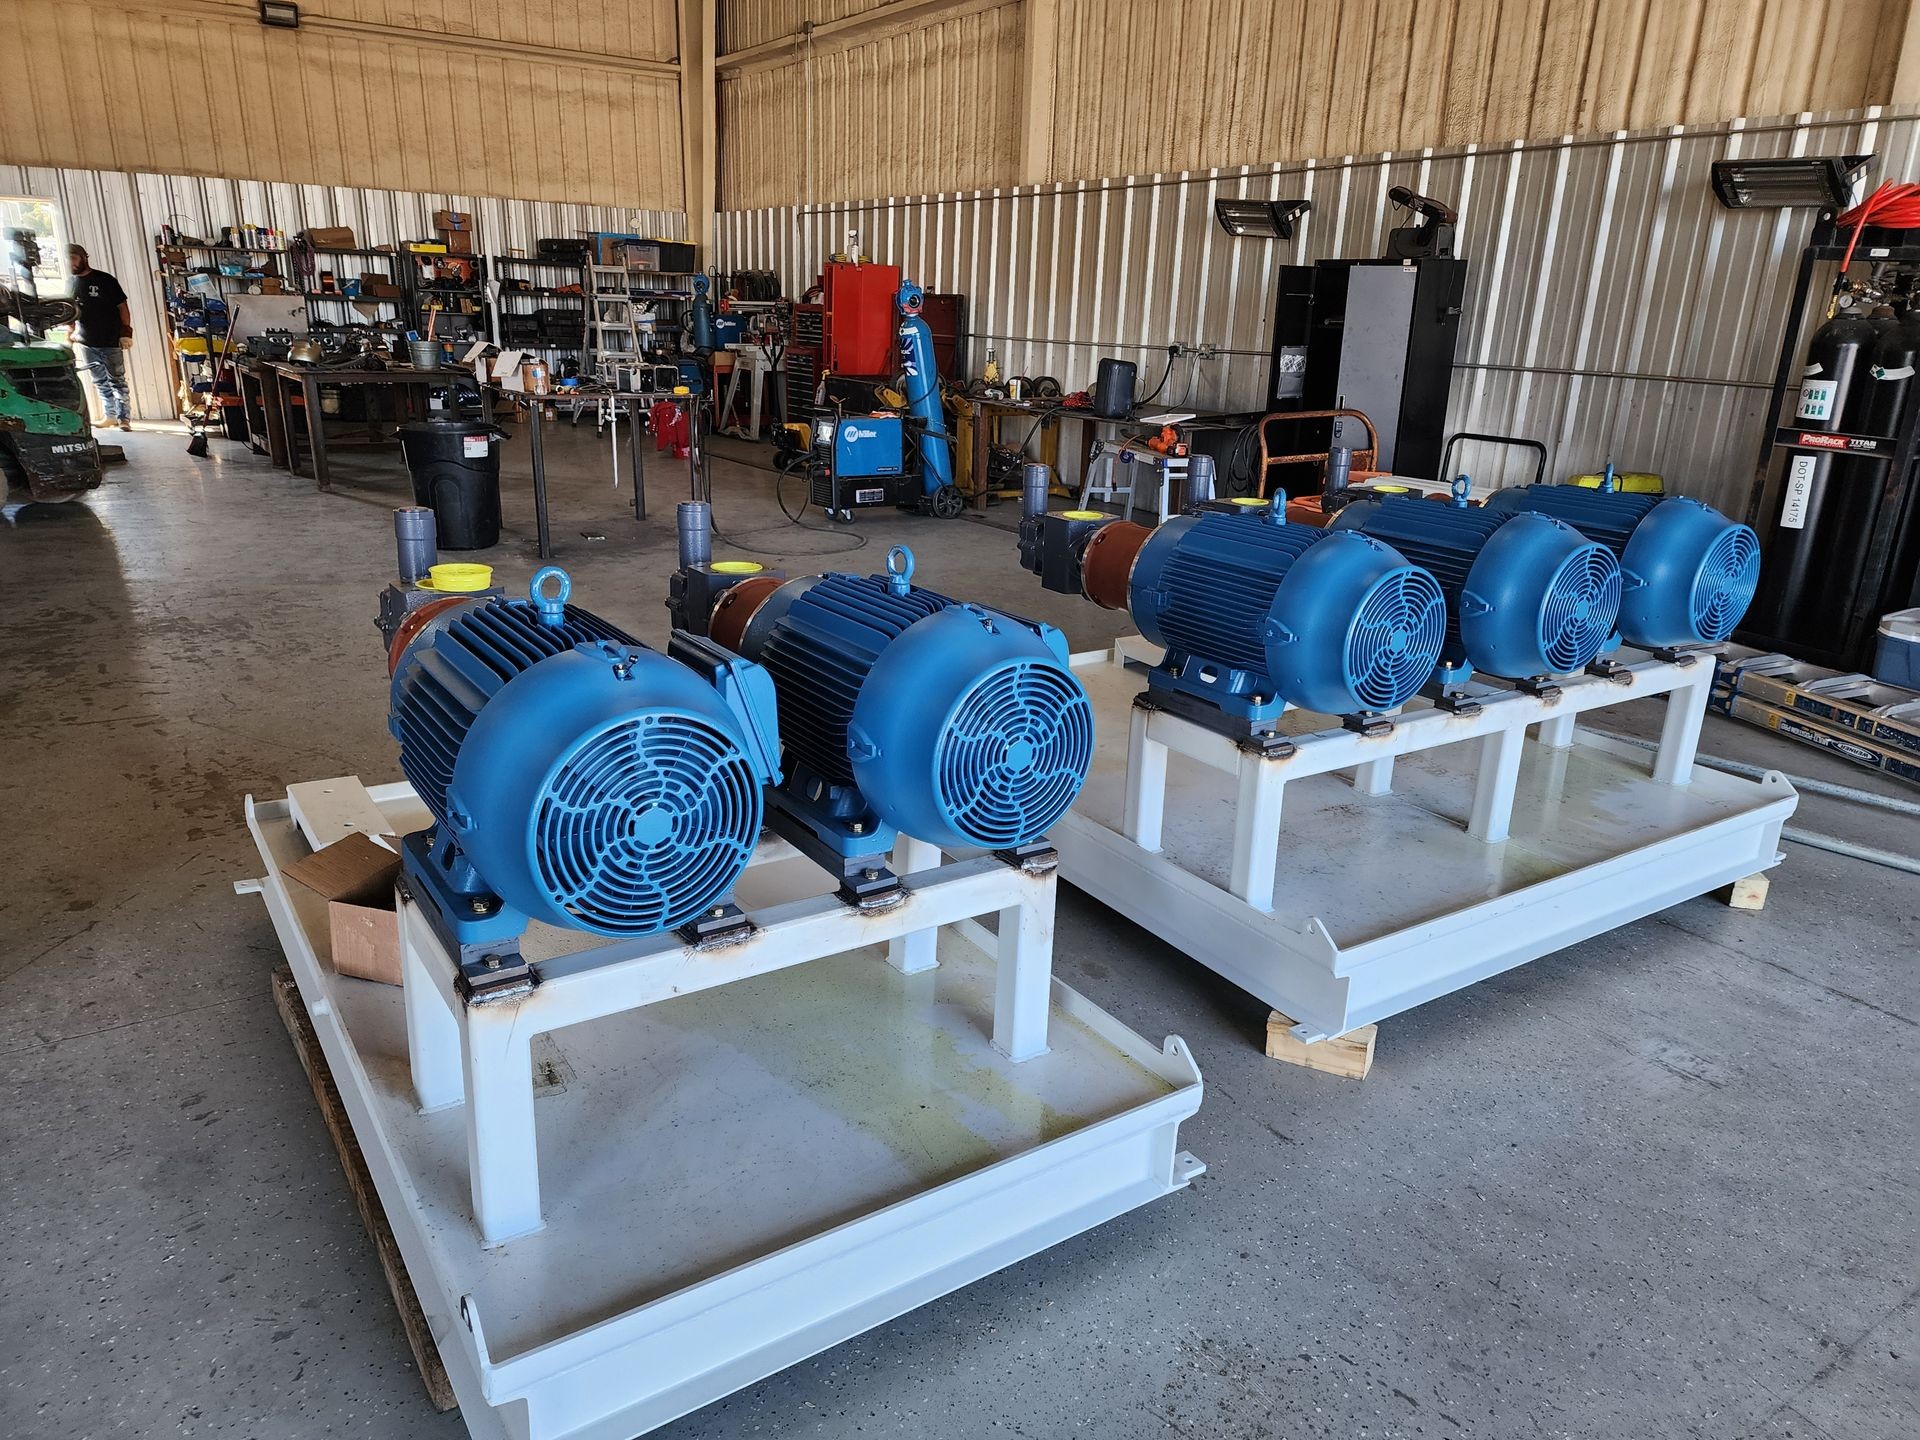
[489,255,587,361]
[154,238,292,429]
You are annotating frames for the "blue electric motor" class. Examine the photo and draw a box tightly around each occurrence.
[389,569,781,948]
[1483,485,1760,648]
[1116,501,1448,720]
[728,546,1093,856]
[1332,485,1624,679]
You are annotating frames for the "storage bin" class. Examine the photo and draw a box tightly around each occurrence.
[1876,608,1920,688]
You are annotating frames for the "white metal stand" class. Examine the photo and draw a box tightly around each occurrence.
[1067,636,1798,1042]
[404,840,1065,1246]
[1078,445,1183,524]
[243,780,1203,1440]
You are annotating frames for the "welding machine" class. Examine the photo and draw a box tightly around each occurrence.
[810,413,918,516]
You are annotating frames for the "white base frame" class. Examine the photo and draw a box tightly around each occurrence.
[1062,637,1799,1042]
[243,782,1203,1440]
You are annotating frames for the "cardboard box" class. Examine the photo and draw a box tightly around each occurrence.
[521,359,551,394]
[306,225,356,249]
[436,227,473,255]
[433,209,473,232]
[407,240,449,254]
[281,831,405,985]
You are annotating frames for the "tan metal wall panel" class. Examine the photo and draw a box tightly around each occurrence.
[297,0,680,59]
[1030,0,1911,181]
[714,0,1911,199]
[717,0,1023,209]
[721,0,903,52]
[0,0,684,209]
[717,107,1918,518]
[0,160,679,420]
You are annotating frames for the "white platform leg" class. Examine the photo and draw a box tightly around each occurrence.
[887,835,944,974]
[461,1005,542,1245]
[1538,713,1577,749]
[1468,725,1526,843]
[992,884,1055,1062]
[1229,754,1285,912]
[401,904,463,1113]
[1653,669,1712,786]
[1352,755,1396,796]
[1123,706,1168,853]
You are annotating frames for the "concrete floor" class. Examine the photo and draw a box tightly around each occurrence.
[3,424,1916,1440]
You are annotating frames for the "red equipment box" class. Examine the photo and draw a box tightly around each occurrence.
[821,260,901,377]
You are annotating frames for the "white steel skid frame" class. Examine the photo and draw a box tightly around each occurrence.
[243,782,1204,1440]
[1059,637,1799,1044]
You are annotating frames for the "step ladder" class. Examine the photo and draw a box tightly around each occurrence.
[586,265,642,383]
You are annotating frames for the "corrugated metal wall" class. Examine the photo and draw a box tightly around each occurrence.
[0,161,683,420]
[1037,0,1911,182]
[714,0,1914,207]
[721,0,901,52]
[717,0,1023,210]
[0,0,685,209]
[716,107,1920,515]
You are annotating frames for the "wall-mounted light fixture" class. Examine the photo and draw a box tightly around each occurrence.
[259,1,301,28]
[1710,156,1869,210]
[1215,198,1311,239]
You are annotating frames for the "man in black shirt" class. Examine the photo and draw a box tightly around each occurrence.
[68,245,133,430]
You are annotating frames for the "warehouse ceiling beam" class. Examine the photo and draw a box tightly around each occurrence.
[716,0,1005,73]
[1018,0,1058,184]
[680,0,717,248]
[106,0,682,79]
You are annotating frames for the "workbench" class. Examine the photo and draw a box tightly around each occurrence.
[233,355,287,467]
[266,361,493,491]
[491,386,653,560]
[954,398,1261,516]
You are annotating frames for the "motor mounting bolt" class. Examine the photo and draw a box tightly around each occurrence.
[470,898,494,915]
[863,868,880,881]
[710,906,727,918]
[850,822,865,834]
[483,954,501,970]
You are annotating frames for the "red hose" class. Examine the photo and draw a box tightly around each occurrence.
[1835,180,1920,273]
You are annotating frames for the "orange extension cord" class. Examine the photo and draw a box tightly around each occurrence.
[1836,179,1920,274]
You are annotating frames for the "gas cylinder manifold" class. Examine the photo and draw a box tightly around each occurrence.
[387,567,782,988]
[715,545,1095,894]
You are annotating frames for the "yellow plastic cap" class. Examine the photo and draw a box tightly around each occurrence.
[1230,497,1268,506]
[1571,472,1663,494]
[425,562,493,593]
[711,561,764,574]
[1059,510,1106,521]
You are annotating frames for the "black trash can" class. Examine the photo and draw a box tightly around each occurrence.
[399,418,505,550]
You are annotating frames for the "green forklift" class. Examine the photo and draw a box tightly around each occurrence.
[2,228,105,503]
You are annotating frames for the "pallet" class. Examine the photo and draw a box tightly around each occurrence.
[1265,1011,1376,1080]
[271,966,458,1413]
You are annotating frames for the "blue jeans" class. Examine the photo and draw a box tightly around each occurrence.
[76,343,129,422]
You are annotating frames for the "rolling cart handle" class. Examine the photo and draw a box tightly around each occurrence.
[1439,432,1547,488]
[1255,409,1379,497]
